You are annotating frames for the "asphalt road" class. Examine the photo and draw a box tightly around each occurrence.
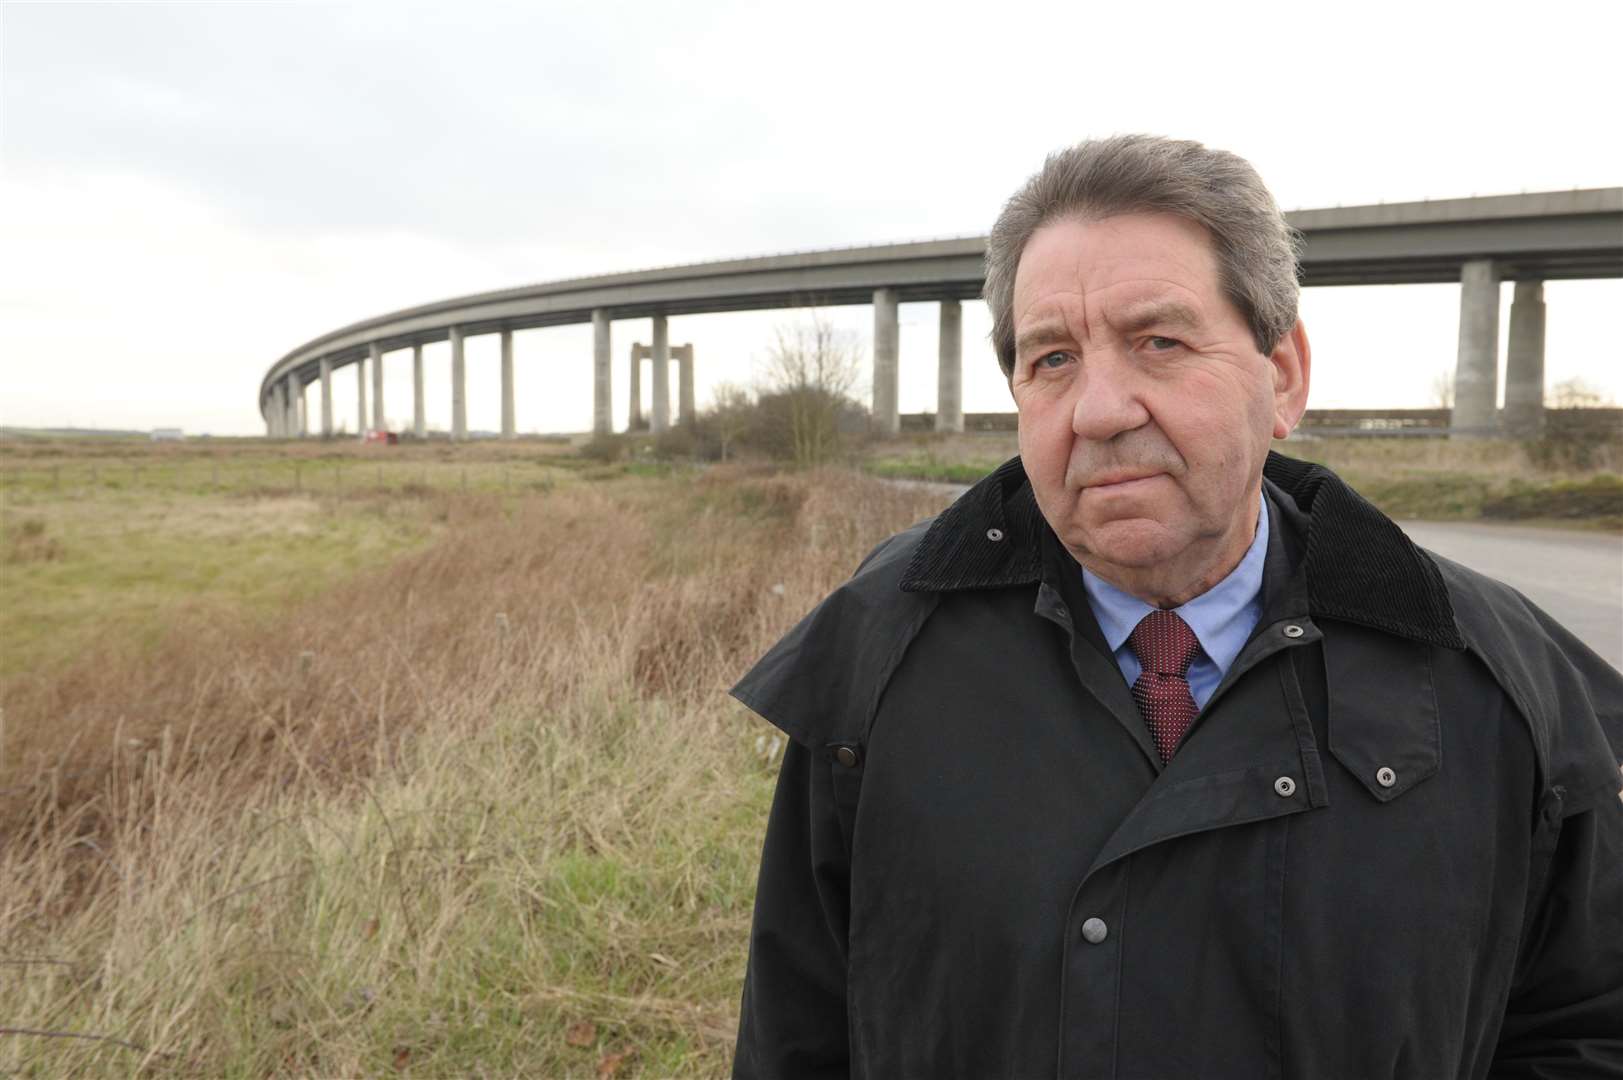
[1397,520,1622,672]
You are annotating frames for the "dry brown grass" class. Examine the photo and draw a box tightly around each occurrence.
[0,464,950,1075]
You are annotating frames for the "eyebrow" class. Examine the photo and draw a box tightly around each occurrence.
[1014,321,1073,357]
[1111,300,1201,336]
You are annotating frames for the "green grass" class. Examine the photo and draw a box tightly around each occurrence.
[1481,473,1623,526]
[863,456,1000,485]
[0,487,442,678]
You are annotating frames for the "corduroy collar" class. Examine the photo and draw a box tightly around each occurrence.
[899,452,1464,650]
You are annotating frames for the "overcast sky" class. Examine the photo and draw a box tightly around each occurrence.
[2,0,1620,436]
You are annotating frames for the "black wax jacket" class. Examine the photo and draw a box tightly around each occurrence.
[731,454,1623,1079]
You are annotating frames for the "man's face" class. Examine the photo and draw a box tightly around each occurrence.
[1009,213,1309,602]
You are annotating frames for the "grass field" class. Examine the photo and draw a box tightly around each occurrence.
[0,437,950,1076]
[2,430,1619,1075]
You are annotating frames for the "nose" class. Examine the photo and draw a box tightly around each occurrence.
[1070,350,1150,440]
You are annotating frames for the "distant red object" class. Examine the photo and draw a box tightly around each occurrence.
[364,430,398,444]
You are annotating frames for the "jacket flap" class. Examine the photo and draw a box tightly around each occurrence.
[731,525,940,748]
[1436,554,1623,815]
[1325,622,1441,803]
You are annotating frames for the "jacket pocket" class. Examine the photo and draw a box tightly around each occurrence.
[1324,625,1441,803]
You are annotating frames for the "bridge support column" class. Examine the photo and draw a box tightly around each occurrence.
[1504,281,1546,439]
[1450,258,1500,437]
[355,357,367,440]
[651,315,670,434]
[288,375,303,438]
[628,343,644,430]
[268,389,282,439]
[412,344,426,438]
[500,329,516,439]
[592,308,612,437]
[450,325,467,441]
[320,357,333,438]
[298,386,309,437]
[677,344,695,425]
[936,299,963,433]
[370,342,385,433]
[873,287,900,437]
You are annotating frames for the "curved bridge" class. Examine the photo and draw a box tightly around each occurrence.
[261,188,1623,440]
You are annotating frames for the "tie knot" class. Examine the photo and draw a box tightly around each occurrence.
[1127,609,1202,677]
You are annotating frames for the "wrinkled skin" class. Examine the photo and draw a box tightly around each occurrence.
[1009,213,1311,607]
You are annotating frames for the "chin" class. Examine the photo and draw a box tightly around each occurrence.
[1065,517,1185,570]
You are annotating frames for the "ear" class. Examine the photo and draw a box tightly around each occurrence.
[1268,319,1311,440]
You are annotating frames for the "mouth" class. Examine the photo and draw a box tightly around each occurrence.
[1081,472,1163,495]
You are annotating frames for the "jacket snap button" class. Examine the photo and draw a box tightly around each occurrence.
[986,528,1004,542]
[833,746,860,769]
[1283,624,1305,639]
[1274,776,1297,797]
[1375,766,1397,788]
[1081,917,1108,944]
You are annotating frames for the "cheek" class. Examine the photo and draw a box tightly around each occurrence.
[1017,402,1073,478]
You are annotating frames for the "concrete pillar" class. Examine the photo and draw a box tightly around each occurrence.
[936,299,963,433]
[320,356,333,438]
[370,342,384,433]
[592,308,612,437]
[678,344,695,425]
[450,325,467,441]
[500,329,516,439]
[628,344,644,430]
[651,314,670,434]
[355,357,367,440]
[268,389,282,438]
[288,375,303,438]
[872,287,900,436]
[1450,259,1500,436]
[1504,281,1547,439]
[412,344,426,438]
[297,385,308,437]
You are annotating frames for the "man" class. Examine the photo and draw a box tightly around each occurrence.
[730,135,1623,1078]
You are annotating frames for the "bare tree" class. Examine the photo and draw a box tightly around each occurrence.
[758,313,864,467]
[707,381,754,462]
[1547,377,1613,408]
[1429,370,1455,409]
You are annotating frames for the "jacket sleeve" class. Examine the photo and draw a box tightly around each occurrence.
[733,738,852,1079]
[1491,784,1623,1078]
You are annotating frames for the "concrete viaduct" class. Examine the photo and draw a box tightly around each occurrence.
[261,188,1623,441]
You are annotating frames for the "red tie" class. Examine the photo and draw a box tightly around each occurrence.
[1127,609,1203,764]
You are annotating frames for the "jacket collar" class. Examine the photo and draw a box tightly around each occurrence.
[899,452,1464,650]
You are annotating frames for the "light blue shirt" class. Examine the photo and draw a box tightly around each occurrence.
[1081,500,1269,711]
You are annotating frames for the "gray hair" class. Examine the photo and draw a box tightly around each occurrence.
[983,134,1302,377]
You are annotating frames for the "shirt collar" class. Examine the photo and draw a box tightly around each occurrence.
[1081,500,1270,671]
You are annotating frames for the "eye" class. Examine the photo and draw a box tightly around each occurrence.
[1146,336,1182,352]
[1035,351,1072,370]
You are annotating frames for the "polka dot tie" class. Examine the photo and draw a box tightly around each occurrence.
[1127,609,1203,764]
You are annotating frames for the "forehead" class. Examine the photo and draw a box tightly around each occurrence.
[1011,212,1224,321]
